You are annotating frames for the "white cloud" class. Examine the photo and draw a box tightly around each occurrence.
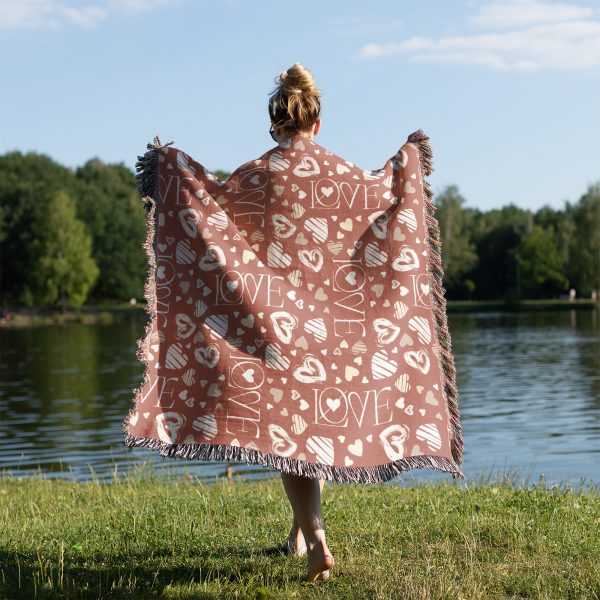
[0,0,180,30]
[354,0,600,71]
[59,4,107,27]
[106,0,181,13]
[470,0,594,29]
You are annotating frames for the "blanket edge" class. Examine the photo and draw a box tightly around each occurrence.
[407,128,464,471]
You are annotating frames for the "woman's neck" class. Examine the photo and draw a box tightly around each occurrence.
[280,129,313,142]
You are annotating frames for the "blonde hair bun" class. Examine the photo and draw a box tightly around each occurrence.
[268,62,322,136]
[279,62,320,97]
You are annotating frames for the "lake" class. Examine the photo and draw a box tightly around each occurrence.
[1,309,598,490]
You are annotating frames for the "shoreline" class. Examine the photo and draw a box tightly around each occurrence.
[0,298,598,328]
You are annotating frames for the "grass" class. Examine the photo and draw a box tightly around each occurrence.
[445,299,599,312]
[0,303,145,327]
[1,466,599,599]
[2,299,598,327]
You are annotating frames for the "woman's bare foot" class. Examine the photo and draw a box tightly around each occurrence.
[301,539,334,583]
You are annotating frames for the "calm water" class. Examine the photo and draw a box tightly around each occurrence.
[1,309,598,489]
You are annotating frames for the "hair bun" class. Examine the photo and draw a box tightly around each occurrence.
[268,62,322,136]
[280,62,318,96]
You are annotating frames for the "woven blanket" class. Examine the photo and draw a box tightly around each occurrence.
[122,129,464,483]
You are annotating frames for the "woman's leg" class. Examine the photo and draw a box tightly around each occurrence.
[280,472,334,581]
[283,477,325,555]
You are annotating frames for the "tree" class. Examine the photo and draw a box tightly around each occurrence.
[513,225,568,298]
[535,203,576,277]
[0,151,81,303]
[75,158,147,301]
[1,147,596,306]
[434,185,478,298]
[463,279,476,300]
[469,203,532,300]
[212,169,231,181]
[31,190,99,309]
[567,183,600,296]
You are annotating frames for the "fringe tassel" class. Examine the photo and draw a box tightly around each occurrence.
[123,433,464,485]
[121,135,173,439]
[134,135,174,213]
[122,132,466,485]
[406,129,465,476]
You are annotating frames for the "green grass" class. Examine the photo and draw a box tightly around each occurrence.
[0,303,145,327]
[2,299,598,327]
[445,299,599,312]
[1,467,599,600]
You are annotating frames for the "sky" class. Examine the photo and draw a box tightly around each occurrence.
[0,0,599,212]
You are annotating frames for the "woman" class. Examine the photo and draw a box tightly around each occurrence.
[125,59,464,587]
[268,62,333,583]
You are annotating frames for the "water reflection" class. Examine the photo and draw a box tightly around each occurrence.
[0,309,598,489]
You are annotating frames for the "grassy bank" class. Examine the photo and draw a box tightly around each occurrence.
[1,471,598,599]
[446,298,599,313]
[1,298,598,327]
[0,303,145,327]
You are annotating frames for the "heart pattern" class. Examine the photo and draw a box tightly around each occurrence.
[123,129,463,482]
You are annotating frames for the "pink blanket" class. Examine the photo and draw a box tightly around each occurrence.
[122,129,465,483]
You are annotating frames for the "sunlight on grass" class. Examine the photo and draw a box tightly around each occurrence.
[1,463,599,599]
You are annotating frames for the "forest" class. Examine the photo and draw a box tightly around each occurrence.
[0,150,598,309]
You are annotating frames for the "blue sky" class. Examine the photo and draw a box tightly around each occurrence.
[1,0,598,211]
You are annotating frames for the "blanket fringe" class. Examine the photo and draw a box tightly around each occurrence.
[123,433,463,484]
[406,129,465,475]
[121,135,173,439]
[122,131,466,485]
[134,135,174,212]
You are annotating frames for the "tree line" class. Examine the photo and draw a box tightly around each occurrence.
[0,150,598,309]
[435,184,599,301]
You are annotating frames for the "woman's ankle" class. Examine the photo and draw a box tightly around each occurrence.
[305,531,328,552]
